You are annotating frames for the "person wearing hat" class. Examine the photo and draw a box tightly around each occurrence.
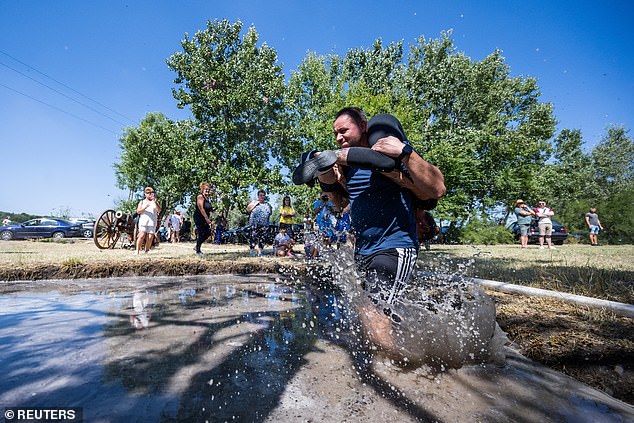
[136,187,161,255]
[514,199,535,248]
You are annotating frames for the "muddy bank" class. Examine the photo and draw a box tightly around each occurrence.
[0,257,304,281]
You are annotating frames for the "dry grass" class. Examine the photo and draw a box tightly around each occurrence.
[417,244,634,304]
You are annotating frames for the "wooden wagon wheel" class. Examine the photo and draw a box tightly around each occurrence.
[93,209,120,249]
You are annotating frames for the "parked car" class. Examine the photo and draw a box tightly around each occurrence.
[508,219,568,245]
[79,221,96,238]
[0,218,83,240]
[68,218,96,238]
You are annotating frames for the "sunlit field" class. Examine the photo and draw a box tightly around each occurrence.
[418,244,634,304]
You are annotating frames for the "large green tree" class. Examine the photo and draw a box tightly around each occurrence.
[402,33,555,222]
[166,19,287,213]
[538,125,633,242]
[114,112,207,223]
[591,125,634,200]
[282,32,556,225]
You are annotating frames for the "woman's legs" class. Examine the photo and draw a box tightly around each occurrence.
[136,231,147,254]
[195,220,211,254]
[144,233,155,252]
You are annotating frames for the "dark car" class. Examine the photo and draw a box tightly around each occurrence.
[509,219,568,245]
[0,218,83,240]
[80,221,96,238]
[69,218,96,238]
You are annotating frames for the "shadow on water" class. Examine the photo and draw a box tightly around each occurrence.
[0,274,442,422]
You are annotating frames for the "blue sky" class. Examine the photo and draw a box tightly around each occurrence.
[1,1,632,218]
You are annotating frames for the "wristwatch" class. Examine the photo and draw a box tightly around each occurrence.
[397,143,413,161]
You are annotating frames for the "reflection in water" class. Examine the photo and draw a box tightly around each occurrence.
[129,291,154,330]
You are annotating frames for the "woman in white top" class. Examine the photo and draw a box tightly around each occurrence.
[136,187,161,254]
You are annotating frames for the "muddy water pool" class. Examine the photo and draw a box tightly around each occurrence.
[1,274,632,423]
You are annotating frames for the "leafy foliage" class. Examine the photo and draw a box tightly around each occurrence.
[459,218,515,245]
[114,112,207,223]
[167,19,287,214]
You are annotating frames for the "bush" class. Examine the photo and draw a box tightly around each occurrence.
[459,218,515,245]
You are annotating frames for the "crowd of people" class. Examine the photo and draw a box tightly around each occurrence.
[132,108,604,265]
[514,200,604,248]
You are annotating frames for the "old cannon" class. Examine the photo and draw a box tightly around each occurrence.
[93,210,138,249]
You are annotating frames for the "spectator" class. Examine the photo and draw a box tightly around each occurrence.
[514,199,535,248]
[2,216,10,226]
[247,189,272,257]
[313,192,337,247]
[136,187,161,255]
[585,207,604,246]
[279,195,296,237]
[194,182,214,256]
[180,218,192,242]
[169,210,183,243]
[273,226,295,257]
[534,200,556,249]
[334,203,351,247]
[303,211,313,232]
[214,212,226,244]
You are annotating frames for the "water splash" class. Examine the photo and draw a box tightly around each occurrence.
[305,243,504,369]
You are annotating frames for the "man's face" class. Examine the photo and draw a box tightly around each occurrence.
[333,114,366,148]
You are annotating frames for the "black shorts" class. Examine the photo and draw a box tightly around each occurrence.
[355,247,417,304]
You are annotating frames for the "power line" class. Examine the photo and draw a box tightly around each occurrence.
[0,60,130,127]
[0,82,118,135]
[0,49,137,125]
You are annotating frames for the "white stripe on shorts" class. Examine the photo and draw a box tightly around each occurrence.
[386,247,417,304]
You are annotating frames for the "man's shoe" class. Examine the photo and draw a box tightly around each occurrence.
[292,150,337,185]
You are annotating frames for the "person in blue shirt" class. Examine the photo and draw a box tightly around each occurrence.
[313,192,337,244]
[294,108,445,350]
[247,189,272,256]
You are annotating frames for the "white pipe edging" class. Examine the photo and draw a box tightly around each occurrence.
[424,272,634,319]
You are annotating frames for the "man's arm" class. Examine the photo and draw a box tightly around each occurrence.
[371,136,446,200]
